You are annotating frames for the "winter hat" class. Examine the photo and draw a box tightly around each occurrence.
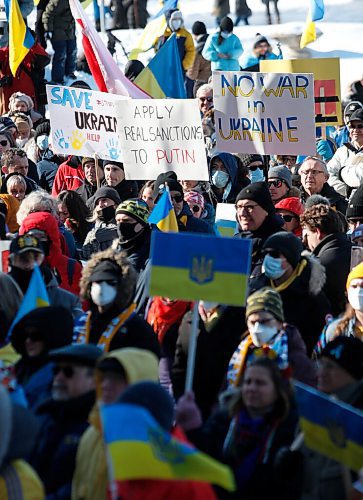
[81,157,95,168]
[253,33,269,48]
[89,259,121,282]
[184,190,205,209]
[48,344,102,367]
[346,262,363,290]
[10,233,44,256]
[153,171,183,198]
[165,8,178,22]
[246,287,284,323]
[0,116,17,133]
[169,9,184,24]
[347,109,363,124]
[93,186,121,207]
[115,198,150,226]
[34,120,51,141]
[192,21,207,36]
[344,101,363,119]
[351,224,363,243]
[11,112,33,130]
[304,194,330,209]
[103,160,124,170]
[346,185,363,219]
[119,381,175,431]
[263,231,303,268]
[9,92,34,112]
[275,197,304,216]
[124,60,145,82]
[236,182,275,214]
[248,154,264,166]
[97,348,159,384]
[321,337,363,380]
[220,16,234,33]
[268,166,292,189]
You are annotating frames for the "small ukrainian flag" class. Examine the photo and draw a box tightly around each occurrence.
[148,187,178,232]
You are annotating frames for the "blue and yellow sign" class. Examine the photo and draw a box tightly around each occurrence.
[149,232,252,306]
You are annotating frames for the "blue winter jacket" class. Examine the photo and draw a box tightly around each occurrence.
[202,32,243,71]
[240,50,282,70]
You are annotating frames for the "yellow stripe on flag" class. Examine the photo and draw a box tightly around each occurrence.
[135,67,166,98]
[9,0,30,76]
[129,16,167,59]
[300,14,317,48]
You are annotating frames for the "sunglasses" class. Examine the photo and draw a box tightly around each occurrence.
[349,124,363,130]
[249,164,263,171]
[171,194,183,203]
[191,205,201,213]
[279,214,297,223]
[53,365,75,378]
[268,179,284,188]
[0,140,8,146]
[264,249,282,259]
[199,96,213,103]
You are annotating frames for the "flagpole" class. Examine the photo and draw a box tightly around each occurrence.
[185,301,200,392]
[99,0,106,33]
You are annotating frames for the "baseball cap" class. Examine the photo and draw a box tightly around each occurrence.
[10,234,44,256]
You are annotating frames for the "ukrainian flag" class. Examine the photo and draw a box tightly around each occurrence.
[134,34,186,99]
[300,0,325,48]
[149,232,252,306]
[148,188,178,232]
[101,402,235,491]
[4,0,35,76]
[295,382,363,472]
[7,265,49,340]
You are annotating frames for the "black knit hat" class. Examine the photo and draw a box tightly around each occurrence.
[93,186,121,207]
[321,337,363,380]
[263,231,303,268]
[220,16,234,33]
[153,171,183,198]
[236,182,275,214]
[103,160,124,170]
[192,21,207,35]
[346,185,363,219]
[34,120,51,141]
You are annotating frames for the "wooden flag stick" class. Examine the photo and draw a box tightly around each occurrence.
[185,301,200,392]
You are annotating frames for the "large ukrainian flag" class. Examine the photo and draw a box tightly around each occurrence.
[135,34,186,99]
[295,382,363,472]
[101,402,235,491]
[149,232,252,306]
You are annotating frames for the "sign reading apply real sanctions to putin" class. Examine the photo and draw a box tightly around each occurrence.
[214,71,316,156]
[114,99,209,180]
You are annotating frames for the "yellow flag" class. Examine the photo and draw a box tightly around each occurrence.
[300,13,317,48]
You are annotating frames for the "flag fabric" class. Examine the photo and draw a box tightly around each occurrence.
[149,232,252,305]
[129,0,178,59]
[4,0,35,76]
[101,402,235,491]
[69,0,149,98]
[300,0,325,48]
[7,265,49,340]
[148,188,178,232]
[295,382,363,472]
[134,34,186,98]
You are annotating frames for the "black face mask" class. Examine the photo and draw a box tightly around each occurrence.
[41,240,50,257]
[117,222,146,250]
[98,205,116,223]
[9,266,33,293]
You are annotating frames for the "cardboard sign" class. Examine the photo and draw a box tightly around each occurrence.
[214,71,316,156]
[47,85,128,161]
[260,58,342,126]
[114,99,209,180]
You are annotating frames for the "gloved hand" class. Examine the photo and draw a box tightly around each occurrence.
[274,446,304,479]
[175,391,202,431]
[45,32,53,41]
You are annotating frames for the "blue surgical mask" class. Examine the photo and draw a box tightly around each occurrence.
[212,170,229,188]
[36,134,49,151]
[221,31,232,39]
[263,254,286,279]
[250,168,264,183]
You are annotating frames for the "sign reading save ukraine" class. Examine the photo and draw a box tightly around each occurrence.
[149,232,252,306]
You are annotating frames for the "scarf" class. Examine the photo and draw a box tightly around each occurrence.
[270,258,307,293]
[146,298,191,343]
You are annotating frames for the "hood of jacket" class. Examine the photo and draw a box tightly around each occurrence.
[196,33,209,54]
[299,252,327,296]
[19,211,62,261]
[210,151,238,187]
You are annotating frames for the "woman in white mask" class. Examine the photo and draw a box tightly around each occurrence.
[227,287,316,389]
[202,16,243,72]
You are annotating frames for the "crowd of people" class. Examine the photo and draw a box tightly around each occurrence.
[0,0,363,499]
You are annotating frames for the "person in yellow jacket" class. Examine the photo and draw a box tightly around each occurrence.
[72,348,159,500]
[154,9,195,72]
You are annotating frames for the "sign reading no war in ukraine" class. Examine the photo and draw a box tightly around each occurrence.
[46,85,128,161]
[114,99,209,180]
[214,71,316,156]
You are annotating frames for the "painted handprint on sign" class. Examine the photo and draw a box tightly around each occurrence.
[54,129,69,150]
[70,130,85,151]
[106,138,121,160]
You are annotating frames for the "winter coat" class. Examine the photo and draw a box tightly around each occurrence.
[312,232,352,317]
[300,182,347,214]
[236,0,252,17]
[77,180,98,205]
[51,156,84,196]
[0,460,45,499]
[177,202,215,234]
[154,27,195,71]
[327,142,363,199]
[186,34,212,83]
[32,391,96,499]
[114,228,151,273]
[46,272,83,320]
[87,178,138,211]
[250,255,332,356]
[42,0,76,41]
[202,31,243,71]
[19,211,82,295]
[240,50,282,71]
[0,193,19,232]
[209,152,243,206]
[37,152,62,192]
[213,0,230,19]
[81,220,118,260]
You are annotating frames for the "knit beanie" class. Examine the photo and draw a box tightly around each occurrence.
[119,381,175,431]
[34,120,51,141]
[192,21,207,36]
[268,166,292,189]
[115,198,150,226]
[9,92,34,111]
[275,197,304,216]
[321,337,363,380]
[220,16,234,33]
[93,186,121,206]
[153,171,183,198]
[0,117,16,133]
[184,190,205,209]
[346,185,363,219]
[346,262,363,290]
[263,231,303,268]
[81,157,95,168]
[351,224,363,243]
[253,33,269,48]
[103,160,124,170]
[246,287,284,322]
[12,112,33,130]
[236,182,275,214]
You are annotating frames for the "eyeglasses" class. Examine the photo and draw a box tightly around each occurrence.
[349,123,363,130]
[300,169,325,176]
[191,205,201,213]
[199,96,213,103]
[264,249,283,259]
[268,179,284,188]
[236,203,258,213]
[279,214,297,223]
[0,140,8,146]
[53,365,75,378]
[171,194,183,203]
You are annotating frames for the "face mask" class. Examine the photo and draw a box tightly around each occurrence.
[170,20,182,31]
[91,281,117,307]
[9,266,33,294]
[250,322,278,347]
[212,170,229,188]
[263,254,286,280]
[348,287,363,311]
[36,135,49,151]
[250,168,264,183]
[117,221,145,248]
[221,31,232,39]
[16,137,27,147]
[98,205,115,223]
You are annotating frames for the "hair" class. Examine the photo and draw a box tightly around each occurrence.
[8,111,33,129]
[17,190,58,225]
[300,204,342,235]
[333,303,356,338]
[57,190,90,242]
[138,180,155,197]
[300,156,329,176]
[0,272,23,342]
[1,148,27,168]
[6,175,27,192]
[196,83,213,98]
[0,130,16,148]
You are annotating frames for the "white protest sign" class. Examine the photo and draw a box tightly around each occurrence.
[47,85,128,161]
[0,241,10,272]
[114,99,209,180]
[214,71,316,156]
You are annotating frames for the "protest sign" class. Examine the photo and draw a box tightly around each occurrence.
[114,99,209,180]
[47,85,128,161]
[215,203,237,237]
[0,241,10,272]
[214,71,316,156]
[261,57,342,126]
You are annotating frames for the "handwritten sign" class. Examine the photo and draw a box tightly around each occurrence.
[46,85,128,161]
[214,71,316,156]
[114,99,209,180]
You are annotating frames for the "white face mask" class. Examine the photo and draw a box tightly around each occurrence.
[221,31,232,39]
[348,287,363,311]
[170,20,182,31]
[16,137,28,147]
[91,281,117,307]
[250,322,278,347]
